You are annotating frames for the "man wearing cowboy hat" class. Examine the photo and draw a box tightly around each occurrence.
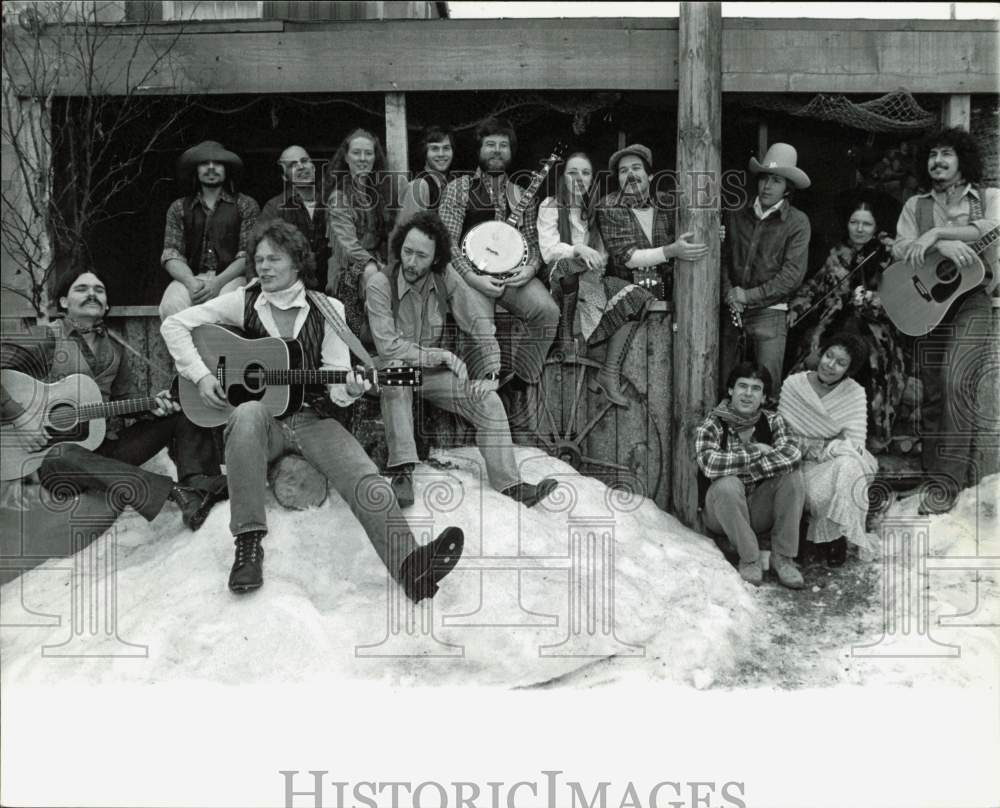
[159,140,260,320]
[721,142,812,394]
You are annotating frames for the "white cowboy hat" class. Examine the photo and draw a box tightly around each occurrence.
[748,143,811,189]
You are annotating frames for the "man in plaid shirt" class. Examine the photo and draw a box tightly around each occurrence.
[438,117,559,399]
[695,360,805,588]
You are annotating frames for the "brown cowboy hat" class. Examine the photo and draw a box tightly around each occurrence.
[748,143,811,189]
[177,140,243,179]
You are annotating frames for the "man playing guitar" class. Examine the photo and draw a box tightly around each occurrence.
[892,127,999,513]
[437,117,560,403]
[161,219,464,600]
[0,269,224,530]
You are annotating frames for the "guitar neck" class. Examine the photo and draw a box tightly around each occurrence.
[262,370,358,385]
[506,155,558,225]
[970,224,1000,256]
[76,396,161,422]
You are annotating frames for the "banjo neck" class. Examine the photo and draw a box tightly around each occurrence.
[504,148,565,227]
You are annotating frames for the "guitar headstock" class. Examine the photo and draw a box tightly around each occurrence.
[376,367,423,387]
[544,141,569,166]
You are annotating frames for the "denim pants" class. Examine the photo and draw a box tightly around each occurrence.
[914,289,995,490]
[465,277,560,382]
[223,402,416,582]
[381,367,519,491]
[702,471,804,562]
[721,307,788,398]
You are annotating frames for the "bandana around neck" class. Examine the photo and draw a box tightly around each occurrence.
[64,315,106,336]
[711,399,763,430]
[260,280,305,310]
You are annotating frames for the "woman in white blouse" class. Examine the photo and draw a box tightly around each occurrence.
[537,152,654,406]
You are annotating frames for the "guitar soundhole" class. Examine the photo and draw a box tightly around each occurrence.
[242,364,267,394]
[935,260,958,284]
[931,260,962,302]
[45,402,86,444]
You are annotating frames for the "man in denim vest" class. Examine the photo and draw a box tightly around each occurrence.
[893,127,999,513]
[159,140,260,319]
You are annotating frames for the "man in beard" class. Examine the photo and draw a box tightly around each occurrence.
[437,117,560,427]
[159,140,260,319]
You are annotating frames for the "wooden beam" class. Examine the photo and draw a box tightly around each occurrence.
[757,121,768,162]
[673,2,722,529]
[5,18,995,95]
[942,94,972,130]
[384,92,409,175]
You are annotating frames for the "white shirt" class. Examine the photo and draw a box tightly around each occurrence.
[536,196,607,264]
[160,281,354,407]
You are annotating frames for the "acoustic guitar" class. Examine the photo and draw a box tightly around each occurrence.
[177,324,422,427]
[0,370,169,481]
[460,142,567,280]
[879,223,999,336]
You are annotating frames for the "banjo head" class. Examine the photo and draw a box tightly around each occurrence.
[461,221,528,276]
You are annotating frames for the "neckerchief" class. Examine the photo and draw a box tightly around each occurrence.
[711,399,764,430]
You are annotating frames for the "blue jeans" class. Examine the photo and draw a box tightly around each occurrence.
[223,402,417,582]
[721,306,788,398]
[381,367,519,491]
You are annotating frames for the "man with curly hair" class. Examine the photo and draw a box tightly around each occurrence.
[366,211,557,509]
[893,127,999,513]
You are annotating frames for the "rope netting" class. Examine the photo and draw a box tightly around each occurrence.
[737,89,936,133]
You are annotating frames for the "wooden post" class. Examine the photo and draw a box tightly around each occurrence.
[384,91,409,175]
[757,120,768,161]
[672,1,722,528]
[942,94,971,130]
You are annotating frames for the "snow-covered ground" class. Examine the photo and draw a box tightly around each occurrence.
[2,448,998,806]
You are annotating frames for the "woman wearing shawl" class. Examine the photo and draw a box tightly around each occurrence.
[537,152,655,406]
[778,332,878,567]
[786,193,905,451]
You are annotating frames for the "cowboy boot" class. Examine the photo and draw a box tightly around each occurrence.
[592,322,638,407]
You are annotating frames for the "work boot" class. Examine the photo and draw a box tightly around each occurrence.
[400,527,465,603]
[168,484,215,532]
[738,559,763,586]
[229,531,265,593]
[501,477,558,508]
[591,322,638,407]
[388,463,415,508]
[771,553,805,589]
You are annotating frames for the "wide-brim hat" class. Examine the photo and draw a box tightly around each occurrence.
[748,142,811,189]
[177,140,243,178]
[609,143,653,174]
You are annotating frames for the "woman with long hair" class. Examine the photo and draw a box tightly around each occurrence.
[787,192,906,451]
[536,151,654,406]
[778,332,879,567]
[324,127,401,341]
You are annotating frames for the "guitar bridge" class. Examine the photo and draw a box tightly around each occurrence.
[911,277,931,302]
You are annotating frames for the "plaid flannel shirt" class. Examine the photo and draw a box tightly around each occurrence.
[438,171,541,279]
[160,189,259,271]
[596,192,674,279]
[695,408,801,494]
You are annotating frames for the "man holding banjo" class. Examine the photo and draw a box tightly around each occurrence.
[437,117,561,403]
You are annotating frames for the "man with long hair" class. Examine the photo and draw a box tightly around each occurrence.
[159,140,260,320]
[892,127,999,513]
[2,269,224,530]
[162,219,464,601]
[367,211,557,509]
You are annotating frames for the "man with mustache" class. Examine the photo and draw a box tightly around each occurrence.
[437,117,560,410]
[1,269,224,530]
[159,141,260,319]
[721,143,812,397]
[258,145,330,284]
[367,211,558,509]
[395,126,456,231]
[695,361,805,589]
[892,127,999,514]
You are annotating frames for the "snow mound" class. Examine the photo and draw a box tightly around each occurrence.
[1,447,762,689]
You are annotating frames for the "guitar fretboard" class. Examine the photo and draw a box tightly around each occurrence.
[259,370,354,384]
[75,397,160,422]
[971,223,1000,256]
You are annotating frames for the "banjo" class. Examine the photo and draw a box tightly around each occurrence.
[461,143,567,280]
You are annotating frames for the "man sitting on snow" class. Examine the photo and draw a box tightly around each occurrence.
[695,361,805,589]
[162,219,464,602]
[366,211,558,509]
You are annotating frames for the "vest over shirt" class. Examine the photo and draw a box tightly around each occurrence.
[182,196,242,274]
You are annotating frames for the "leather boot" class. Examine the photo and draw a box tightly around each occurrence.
[592,322,638,407]
[229,531,265,593]
[501,477,558,508]
[168,484,215,532]
[400,527,465,603]
[558,274,580,352]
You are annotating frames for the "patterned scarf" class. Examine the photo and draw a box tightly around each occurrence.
[711,399,763,430]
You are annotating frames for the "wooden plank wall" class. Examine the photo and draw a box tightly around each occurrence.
[6,18,996,96]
